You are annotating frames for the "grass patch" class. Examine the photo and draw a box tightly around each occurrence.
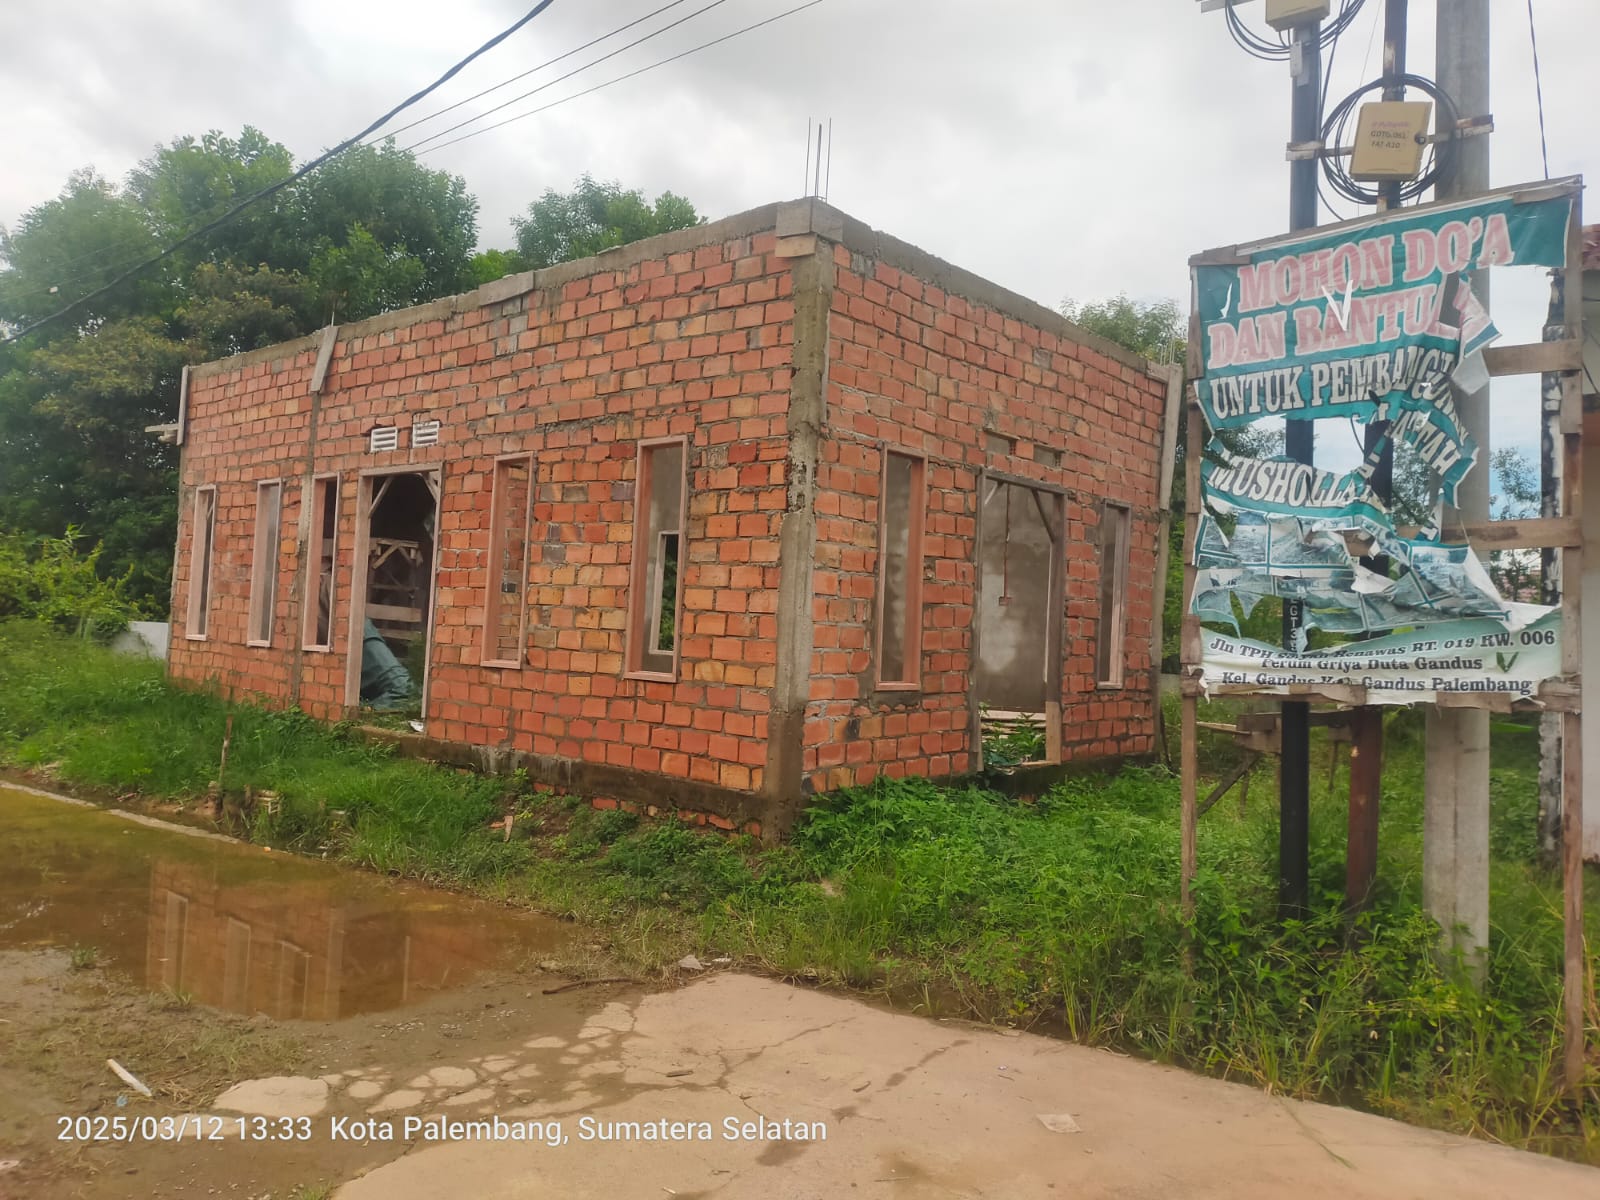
[1,622,1595,1161]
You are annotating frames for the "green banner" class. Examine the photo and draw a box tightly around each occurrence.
[1202,448,1388,525]
[1194,192,1570,506]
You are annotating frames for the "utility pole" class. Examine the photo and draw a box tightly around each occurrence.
[1425,0,1492,977]
[1279,15,1321,920]
[1346,0,1406,913]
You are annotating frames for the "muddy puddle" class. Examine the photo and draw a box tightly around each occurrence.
[0,785,567,1020]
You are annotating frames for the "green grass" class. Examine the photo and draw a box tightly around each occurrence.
[0,621,1595,1161]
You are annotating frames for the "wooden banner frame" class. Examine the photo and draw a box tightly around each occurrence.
[1178,176,1586,1088]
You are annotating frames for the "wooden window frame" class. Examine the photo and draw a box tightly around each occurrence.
[342,465,443,713]
[302,473,340,652]
[1096,501,1131,690]
[873,449,928,691]
[480,453,535,668]
[185,485,217,641]
[247,479,283,648]
[625,436,688,682]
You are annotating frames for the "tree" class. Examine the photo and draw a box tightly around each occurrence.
[1061,293,1186,365]
[1487,446,1540,600]
[0,129,481,611]
[511,175,702,270]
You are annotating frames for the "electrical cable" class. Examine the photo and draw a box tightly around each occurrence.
[1318,73,1459,206]
[412,0,828,157]
[1526,0,1550,179]
[9,0,678,307]
[1222,0,1368,63]
[0,187,270,317]
[372,0,696,146]
[397,0,738,152]
[11,0,688,310]
[1,0,560,346]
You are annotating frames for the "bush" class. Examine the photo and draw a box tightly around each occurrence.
[0,528,135,638]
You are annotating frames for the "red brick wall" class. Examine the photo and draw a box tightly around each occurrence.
[170,218,796,800]
[803,242,1168,793]
[167,202,1169,823]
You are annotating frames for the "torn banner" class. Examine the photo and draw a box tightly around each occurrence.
[1198,610,1562,705]
[1191,510,1536,638]
[1193,191,1570,506]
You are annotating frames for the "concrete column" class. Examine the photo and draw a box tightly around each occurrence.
[764,221,833,836]
[1425,0,1492,977]
[1423,705,1491,970]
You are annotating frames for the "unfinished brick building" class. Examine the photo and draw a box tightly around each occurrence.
[164,198,1176,835]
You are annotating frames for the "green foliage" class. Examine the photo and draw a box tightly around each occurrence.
[512,175,702,269]
[979,711,1045,768]
[468,248,526,287]
[0,128,482,612]
[1,146,704,615]
[5,625,1594,1162]
[1060,294,1185,365]
[0,531,135,634]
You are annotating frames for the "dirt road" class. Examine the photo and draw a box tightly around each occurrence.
[4,784,1597,1199]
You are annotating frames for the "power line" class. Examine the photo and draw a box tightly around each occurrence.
[1,0,559,346]
[1526,0,1550,178]
[405,0,734,153]
[373,0,696,146]
[414,0,828,157]
[10,0,663,309]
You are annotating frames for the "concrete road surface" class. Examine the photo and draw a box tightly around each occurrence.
[323,973,1599,1199]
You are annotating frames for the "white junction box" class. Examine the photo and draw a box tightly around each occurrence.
[1265,0,1331,31]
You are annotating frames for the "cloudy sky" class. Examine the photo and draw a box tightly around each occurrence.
[2,0,1596,458]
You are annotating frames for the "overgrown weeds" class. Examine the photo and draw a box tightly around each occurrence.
[1,622,1595,1162]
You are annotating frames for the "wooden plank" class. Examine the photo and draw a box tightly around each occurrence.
[1562,708,1584,1091]
[1181,694,1197,919]
[1558,191,1585,1092]
[1188,679,1576,712]
[1180,401,1204,668]
[1513,177,1586,205]
[1190,176,1581,265]
[1198,754,1261,819]
[1452,516,1582,549]
[309,324,339,394]
[1157,366,1184,510]
[1208,682,1369,706]
[1434,691,1515,714]
[175,365,190,448]
[1561,372,1584,437]
[1150,510,1173,763]
[366,603,423,623]
[1482,339,1582,377]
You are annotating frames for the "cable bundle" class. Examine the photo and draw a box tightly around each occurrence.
[1319,73,1461,205]
[1223,0,1369,62]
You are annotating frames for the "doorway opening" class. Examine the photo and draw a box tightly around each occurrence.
[346,470,439,723]
[976,477,1065,767]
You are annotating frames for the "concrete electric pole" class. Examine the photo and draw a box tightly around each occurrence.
[1278,15,1322,920]
[1424,0,1492,976]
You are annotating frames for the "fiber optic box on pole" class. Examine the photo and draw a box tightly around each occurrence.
[1265,0,1330,30]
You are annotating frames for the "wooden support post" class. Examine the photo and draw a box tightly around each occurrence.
[1180,390,1203,922]
[1562,705,1584,1091]
[1351,0,1399,905]
[1558,196,1586,1092]
[1150,364,1185,766]
[1182,694,1198,920]
[1346,707,1383,912]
